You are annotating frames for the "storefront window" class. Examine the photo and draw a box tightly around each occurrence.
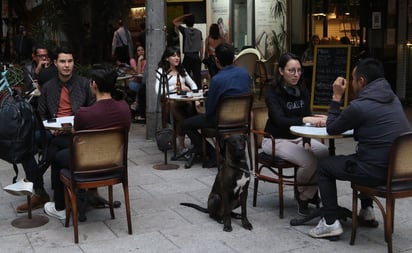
[309,0,360,45]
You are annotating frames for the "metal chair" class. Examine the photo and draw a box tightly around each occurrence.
[350,132,412,253]
[251,106,304,218]
[201,93,254,170]
[60,127,132,243]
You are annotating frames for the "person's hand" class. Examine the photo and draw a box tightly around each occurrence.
[303,115,327,127]
[332,77,347,102]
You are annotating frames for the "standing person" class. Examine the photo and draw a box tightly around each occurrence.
[182,43,251,168]
[155,47,199,155]
[13,25,33,62]
[111,19,133,64]
[128,45,146,120]
[44,64,131,219]
[173,13,203,89]
[263,52,329,216]
[309,58,411,238]
[136,22,146,49]
[203,23,224,77]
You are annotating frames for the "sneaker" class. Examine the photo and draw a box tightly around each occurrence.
[309,218,343,238]
[16,193,50,213]
[3,179,33,196]
[358,206,379,228]
[44,202,66,220]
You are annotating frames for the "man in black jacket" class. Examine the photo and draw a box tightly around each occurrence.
[309,58,411,238]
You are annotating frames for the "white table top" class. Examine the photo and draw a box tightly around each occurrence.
[168,92,205,101]
[43,116,74,130]
[290,125,353,139]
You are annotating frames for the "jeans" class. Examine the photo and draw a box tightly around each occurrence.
[182,114,215,158]
[21,156,44,192]
[318,154,386,224]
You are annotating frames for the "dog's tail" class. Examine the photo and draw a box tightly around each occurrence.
[180,203,209,213]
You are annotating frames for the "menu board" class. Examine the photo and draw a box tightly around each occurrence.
[310,45,351,110]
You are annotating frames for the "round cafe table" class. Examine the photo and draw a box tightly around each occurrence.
[290,125,353,156]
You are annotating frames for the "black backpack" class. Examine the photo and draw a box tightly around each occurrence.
[0,75,35,164]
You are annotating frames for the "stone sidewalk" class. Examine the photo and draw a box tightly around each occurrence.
[1,112,412,252]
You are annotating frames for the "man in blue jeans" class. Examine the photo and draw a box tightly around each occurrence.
[309,58,411,238]
[182,43,250,168]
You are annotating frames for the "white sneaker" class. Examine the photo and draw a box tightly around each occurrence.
[309,218,343,238]
[3,179,33,196]
[44,202,66,220]
[359,206,375,220]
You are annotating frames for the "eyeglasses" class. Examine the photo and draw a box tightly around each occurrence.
[285,68,303,75]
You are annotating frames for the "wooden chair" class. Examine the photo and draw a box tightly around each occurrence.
[257,54,277,100]
[60,127,132,243]
[233,48,261,92]
[350,131,412,253]
[201,93,254,170]
[251,106,300,218]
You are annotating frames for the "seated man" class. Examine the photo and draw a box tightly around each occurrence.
[44,63,131,220]
[309,58,412,238]
[182,43,251,167]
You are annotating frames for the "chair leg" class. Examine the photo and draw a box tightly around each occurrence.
[253,177,259,207]
[201,135,207,167]
[350,189,358,245]
[385,198,394,253]
[70,189,79,243]
[278,170,284,219]
[215,136,221,170]
[246,135,253,175]
[63,186,71,227]
[123,182,133,234]
[109,186,115,219]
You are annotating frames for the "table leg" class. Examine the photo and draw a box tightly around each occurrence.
[328,139,336,156]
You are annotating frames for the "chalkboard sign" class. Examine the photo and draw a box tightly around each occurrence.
[310,45,351,110]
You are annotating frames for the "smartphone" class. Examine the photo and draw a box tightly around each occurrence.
[61,123,73,128]
[47,118,57,123]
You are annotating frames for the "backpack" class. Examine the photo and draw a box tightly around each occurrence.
[0,72,35,164]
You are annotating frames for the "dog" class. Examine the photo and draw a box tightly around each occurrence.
[181,134,253,232]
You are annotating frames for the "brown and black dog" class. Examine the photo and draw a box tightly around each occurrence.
[181,134,253,232]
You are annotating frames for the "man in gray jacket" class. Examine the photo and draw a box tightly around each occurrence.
[309,58,411,238]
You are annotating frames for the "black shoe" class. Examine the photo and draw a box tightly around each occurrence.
[308,192,321,207]
[297,198,310,217]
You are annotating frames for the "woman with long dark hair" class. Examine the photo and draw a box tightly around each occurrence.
[155,47,199,155]
[262,52,328,217]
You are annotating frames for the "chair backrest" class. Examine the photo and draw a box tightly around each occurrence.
[233,49,261,80]
[252,106,268,147]
[70,127,128,176]
[215,93,254,130]
[388,132,412,184]
[260,54,277,79]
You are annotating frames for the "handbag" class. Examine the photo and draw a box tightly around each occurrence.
[155,68,174,152]
[155,128,174,151]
